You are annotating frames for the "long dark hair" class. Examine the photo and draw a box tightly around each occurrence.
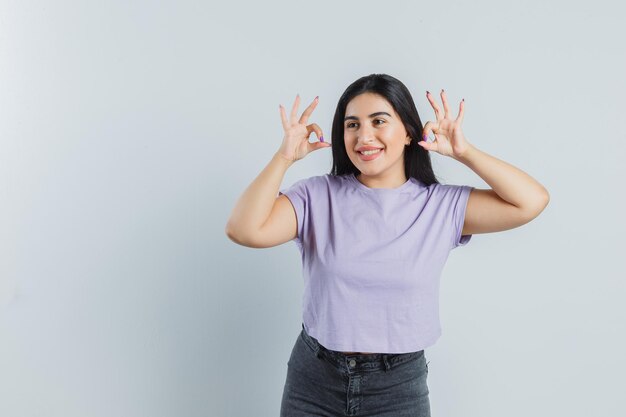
[329,73,439,186]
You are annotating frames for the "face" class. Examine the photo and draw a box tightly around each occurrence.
[343,93,411,186]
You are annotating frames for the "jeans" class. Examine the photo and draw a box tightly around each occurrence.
[280,323,431,416]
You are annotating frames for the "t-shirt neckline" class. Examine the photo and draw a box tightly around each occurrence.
[348,172,414,192]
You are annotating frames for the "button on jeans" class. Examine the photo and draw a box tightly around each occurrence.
[280,323,431,416]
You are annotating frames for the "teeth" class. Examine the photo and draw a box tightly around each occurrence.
[360,149,381,156]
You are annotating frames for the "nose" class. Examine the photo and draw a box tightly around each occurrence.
[357,125,375,144]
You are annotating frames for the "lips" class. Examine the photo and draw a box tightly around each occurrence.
[356,146,384,152]
[357,148,383,161]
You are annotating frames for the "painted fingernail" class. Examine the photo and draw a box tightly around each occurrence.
[426,91,430,95]
[315,95,319,100]
[320,136,324,142]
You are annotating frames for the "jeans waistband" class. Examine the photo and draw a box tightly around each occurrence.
[299,323,424,373]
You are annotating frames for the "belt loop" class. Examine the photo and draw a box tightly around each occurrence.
[382,354,391,371]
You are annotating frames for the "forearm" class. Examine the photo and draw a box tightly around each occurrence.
[225,152,294,240]
[455,143,549,212]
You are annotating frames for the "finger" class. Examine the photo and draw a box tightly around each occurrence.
[279,104,289,131]
[308,140,332,153]
[456,98,465,124]
[441,89,450,119]
[299,96,319,126]
[290,94,300,124]
[417,138,437,153]
[305,123,324,142]
[422,120,438,142]
[426,91,443,122]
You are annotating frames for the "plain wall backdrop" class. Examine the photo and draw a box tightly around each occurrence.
[1,0,624,416]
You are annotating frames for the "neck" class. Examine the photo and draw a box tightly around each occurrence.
[356,172,408,189]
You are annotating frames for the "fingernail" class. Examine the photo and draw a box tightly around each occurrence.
[426,91,430,95]
[320,136,324,142]
[315,95,319,100]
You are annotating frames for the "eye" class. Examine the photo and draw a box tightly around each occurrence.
[346,119,385,129]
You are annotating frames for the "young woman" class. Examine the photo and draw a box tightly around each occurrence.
[225,74,549,416]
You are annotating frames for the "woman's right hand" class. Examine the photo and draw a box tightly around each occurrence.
[277,94,331,163]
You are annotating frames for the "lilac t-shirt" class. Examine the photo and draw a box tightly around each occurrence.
[279,173,474,353]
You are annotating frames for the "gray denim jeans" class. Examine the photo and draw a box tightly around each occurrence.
[280,323,431,416]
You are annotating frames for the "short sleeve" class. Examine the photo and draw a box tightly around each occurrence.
[450,185,474,249]
[431,183,475,250]
[278,178,309,249]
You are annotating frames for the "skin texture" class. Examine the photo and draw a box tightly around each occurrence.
[341,92,412,354]
[420,89,549,236]
[344,92,412,190]
[338,90,550,354]
[227,91,550,354]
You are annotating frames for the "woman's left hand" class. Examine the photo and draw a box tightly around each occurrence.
[419,89,473,159]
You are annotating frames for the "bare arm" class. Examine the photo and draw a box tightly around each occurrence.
[456,144,549,235]
[225,152,293,245]
[225,94,330,247]
[421,89,549,236]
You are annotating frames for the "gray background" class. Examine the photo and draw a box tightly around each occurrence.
[1,0,624,416]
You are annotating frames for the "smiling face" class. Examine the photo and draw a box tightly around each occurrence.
[344,92,411,189]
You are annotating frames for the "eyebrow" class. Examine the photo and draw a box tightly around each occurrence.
[344,111,392,122]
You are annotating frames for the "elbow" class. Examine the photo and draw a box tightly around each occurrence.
[522,189,550,220]
[543,189,550,208]
[538,188,550,212]
[225,221,243,245]
[225,221,258,248]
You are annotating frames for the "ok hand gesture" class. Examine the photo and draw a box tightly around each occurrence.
[277,94,330,163]
[419,90,473,159]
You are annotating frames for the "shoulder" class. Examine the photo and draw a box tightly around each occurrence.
[426,182,473,193]
[280,174,347,200]
[287,173,347,190]
[424,182,474,204]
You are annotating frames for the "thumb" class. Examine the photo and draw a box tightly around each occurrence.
[417,140,434,152]
[309,141,332,152]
